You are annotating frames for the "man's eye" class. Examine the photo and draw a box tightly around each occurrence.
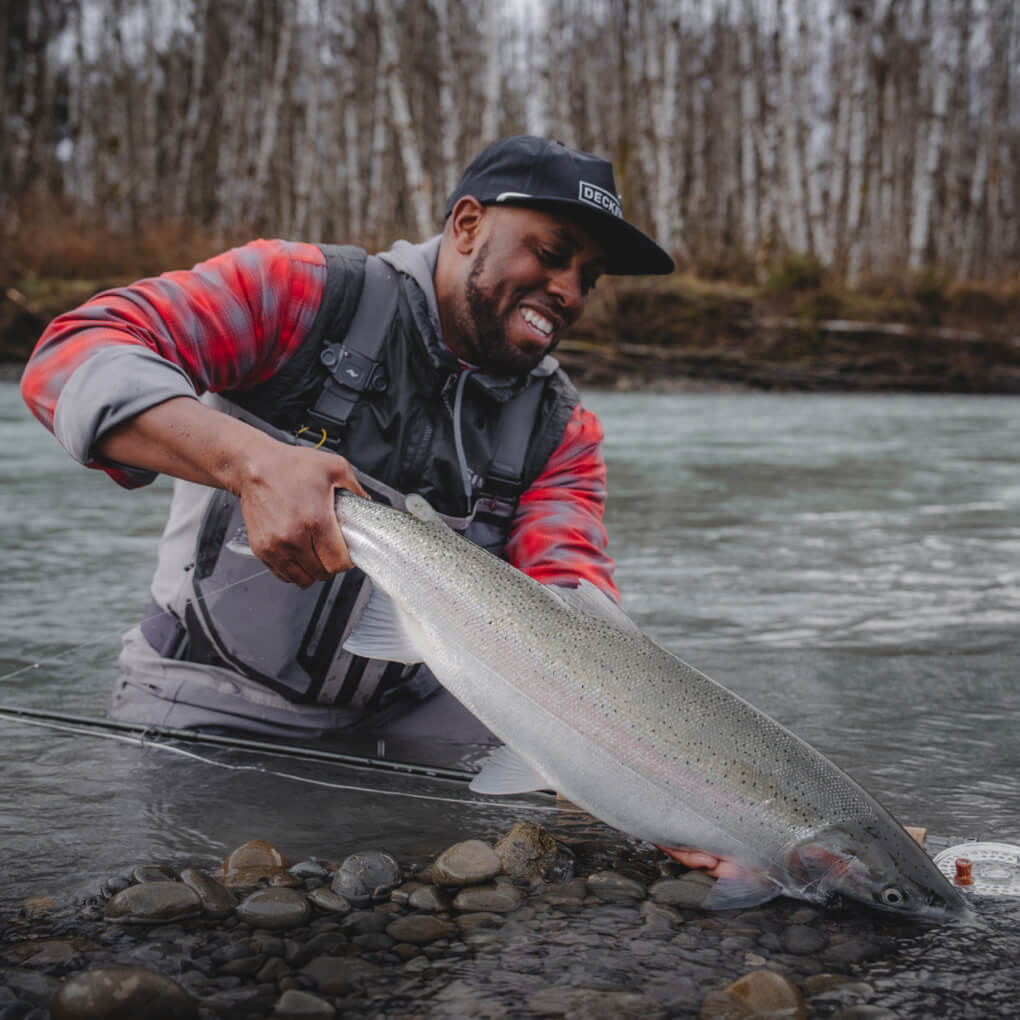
[538,247,566,266]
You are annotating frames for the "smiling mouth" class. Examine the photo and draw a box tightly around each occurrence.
[519,305,557,343]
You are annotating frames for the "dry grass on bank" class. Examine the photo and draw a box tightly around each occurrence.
[3,210,1019,365]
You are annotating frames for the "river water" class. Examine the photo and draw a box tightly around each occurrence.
[2,381,1019,1014]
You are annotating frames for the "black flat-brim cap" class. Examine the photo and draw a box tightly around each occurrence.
[445,136,675,276]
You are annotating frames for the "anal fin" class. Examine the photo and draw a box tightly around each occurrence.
[469,745,555,795]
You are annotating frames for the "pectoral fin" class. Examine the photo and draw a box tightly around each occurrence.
[701,870,782,910]
[405,493,446,525]
[469,745,555,795]
[342,584,425,664]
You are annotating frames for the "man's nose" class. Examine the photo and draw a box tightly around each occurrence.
[546,265,585,315]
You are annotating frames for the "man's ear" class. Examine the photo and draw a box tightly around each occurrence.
[448,196,486,255]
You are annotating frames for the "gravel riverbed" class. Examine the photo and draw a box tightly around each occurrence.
[0,820,972,1019]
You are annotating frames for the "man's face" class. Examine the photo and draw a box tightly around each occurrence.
[451,206,607,375]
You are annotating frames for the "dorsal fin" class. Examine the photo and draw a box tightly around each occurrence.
[552,580,642,632]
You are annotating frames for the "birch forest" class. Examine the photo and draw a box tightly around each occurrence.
[2,0,1018,284]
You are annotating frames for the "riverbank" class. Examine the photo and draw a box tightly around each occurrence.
[2,823,922,1019]
[4,268,1019,393]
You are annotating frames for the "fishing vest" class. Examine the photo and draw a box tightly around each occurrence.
[170,245,580,709]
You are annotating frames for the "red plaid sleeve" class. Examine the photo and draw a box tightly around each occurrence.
[20,239,326,485]
[505,403,620,603]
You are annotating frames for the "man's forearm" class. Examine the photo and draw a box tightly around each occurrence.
[95,396,281,496]
[97,396,367,588]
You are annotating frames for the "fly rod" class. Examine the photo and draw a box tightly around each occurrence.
[0,703,477,783]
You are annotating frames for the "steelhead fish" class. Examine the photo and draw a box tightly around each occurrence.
[335,491,969,922]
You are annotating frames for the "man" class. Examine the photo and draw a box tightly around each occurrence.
[21,135,674,745]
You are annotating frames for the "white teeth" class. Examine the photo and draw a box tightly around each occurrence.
[521,307,553,336]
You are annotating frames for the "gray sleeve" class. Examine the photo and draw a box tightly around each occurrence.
[53,345,199,486]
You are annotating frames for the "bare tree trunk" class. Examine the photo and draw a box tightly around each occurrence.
[341,1,365,240]
[66,0,95,211]
[756,2,781,265]
[525,2,548,136]
[174,0,209,219]
[250,5,293,227]
[797,0,825,261]
[364,32,389,242]
[293,0,326,238]
[738,1,760,255]
[844,5,872,285]
[430,0,458,205]
[876,60,897,273]
[908,2,954,269]
[213,14,246,240]
[374,0,431,239]
[778,0,808,251]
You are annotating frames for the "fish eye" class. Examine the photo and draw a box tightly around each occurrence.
[879,885,908,907]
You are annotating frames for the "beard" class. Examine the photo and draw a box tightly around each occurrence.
[459,238,557,376]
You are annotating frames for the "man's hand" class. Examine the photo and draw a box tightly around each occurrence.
[238,440,368,587]
[97,396,368,587]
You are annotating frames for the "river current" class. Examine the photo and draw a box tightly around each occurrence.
[1,382,1018,1014]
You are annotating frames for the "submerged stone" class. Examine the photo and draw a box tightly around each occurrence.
[452,881,524,913]
[3,938,98,967]
[236,888,311,930]
[455,911,507,935]
[273,988,337,1018]
[529,985,663,1018]
[700,969,808,1019]
[300,956,380,995]
[781,923,827,955]
[432,839,502,887]
[50,966,198,1020]
[385,914,456,945]
[649,872,715,908]
[587,870,647,903]
[104,882,202,924]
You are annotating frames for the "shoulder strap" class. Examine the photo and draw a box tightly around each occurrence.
[481,378,546,501]
[305,255,401,445]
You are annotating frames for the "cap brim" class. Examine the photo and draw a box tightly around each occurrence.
[491,196,675,276]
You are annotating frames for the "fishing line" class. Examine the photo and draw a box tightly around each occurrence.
[0,567,273,686]
[0,711,582,814]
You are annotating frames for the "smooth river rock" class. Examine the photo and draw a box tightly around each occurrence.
[50,966,198,1020]
[306,887,352,915]
[493,821,560,879]
[179,867,238,919]
[587,870,647,903]
[331,850,402,905]
[236,888,312,930]
[700,969,808,1019]
[649,872,715,908]
[104,882,202,924]
[432,839,502,887]
[273,988,337,1018]
[407,884,450,911]
[385,914,457,944]
[452,880,525,913]
[217,839,290,887]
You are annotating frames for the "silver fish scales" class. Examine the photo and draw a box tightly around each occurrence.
[336,491,969,922]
